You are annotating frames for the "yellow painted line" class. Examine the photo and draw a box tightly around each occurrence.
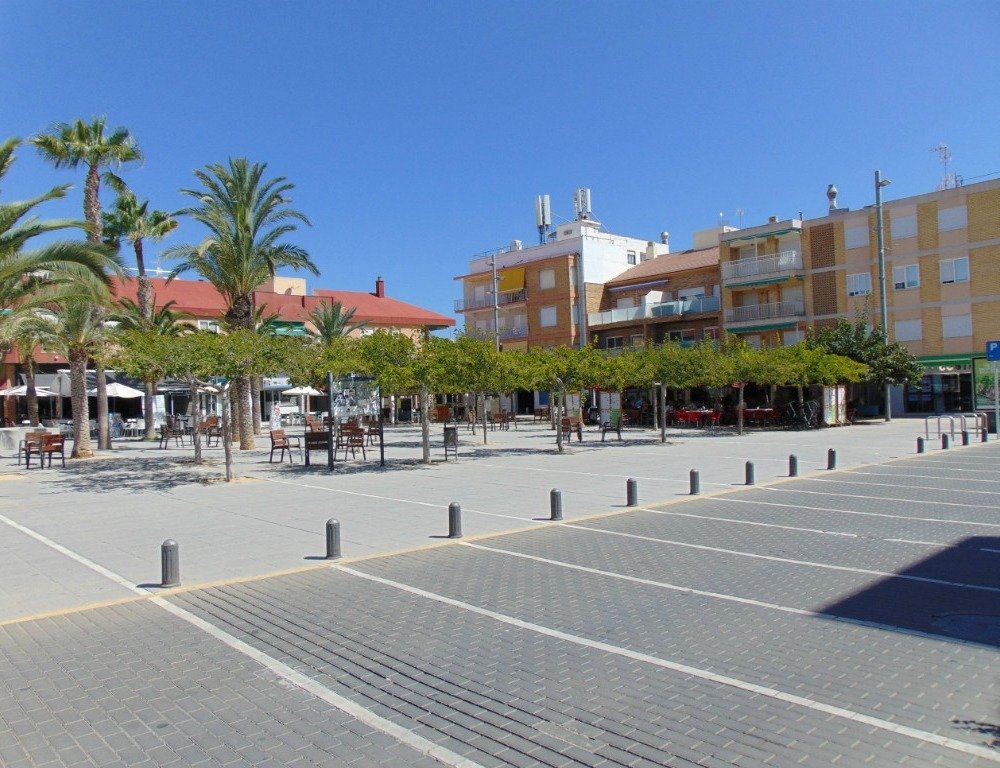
[0,595,147,628]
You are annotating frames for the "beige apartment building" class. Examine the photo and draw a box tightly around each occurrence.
[719,177,1000,414]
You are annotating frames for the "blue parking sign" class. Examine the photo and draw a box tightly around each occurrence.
[988,340,1000,362]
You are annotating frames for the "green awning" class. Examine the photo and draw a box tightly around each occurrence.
[724,227,799,242]
[266,321,309,337]
[917,353,973,366]
[726,275,792,288]
[727,321,798,334]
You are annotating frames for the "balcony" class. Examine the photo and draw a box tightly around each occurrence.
[587,295,720,327]
[724,300,805,325]
[499,326,528,340]
[721,250,801,284]
[455,289,528,313]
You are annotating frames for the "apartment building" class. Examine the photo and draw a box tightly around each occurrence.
[455,204,670,351]
[588,237,722,351]
[719,177,1000,414]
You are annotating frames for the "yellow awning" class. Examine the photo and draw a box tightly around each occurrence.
[498,267,525,292]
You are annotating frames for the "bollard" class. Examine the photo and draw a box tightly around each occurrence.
[160,540,180,588]
[788,454,798,477]
[916,436,925,454]
[745,461,755,485]
[689,469,700,495]
[941,433,950,450]
[983,428,990,443]
[962,430,970,446]
[550,489,563,521]
[448,502,463,538]
[325,518,341,560]
[626,478,638,507]
[827,448,837,470]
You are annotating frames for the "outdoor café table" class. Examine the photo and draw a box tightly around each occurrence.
[744,407,780,426]
[675,408,713,427]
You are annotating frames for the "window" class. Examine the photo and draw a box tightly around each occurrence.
[891,214,917,240]
[847,272,872,297]
[627,250,637,265]
[629,334,645,347]
[938,205,967,232]
[538,268,555,290]
[783,329,804,346]
[894,319,922,342]
[539,305,557,327]
[892,264,920,290]
[942,314,972,338]
[844,226,869,249]
[677,287,705,301]
[605,336,624,350]
[939,257,969,284]
[704,327,719,341]
[616,296,635,309]
[743,334,762,349]
[197,320,220,333]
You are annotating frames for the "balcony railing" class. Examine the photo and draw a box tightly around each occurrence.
[724,300,805,325]
[499,326,528,340]
[455,289,528,312]
[587,295,721,327]
[722,250,801,282]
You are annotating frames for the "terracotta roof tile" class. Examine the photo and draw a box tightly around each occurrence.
[606,247,719,286]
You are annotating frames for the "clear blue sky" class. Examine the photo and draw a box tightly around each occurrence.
[3,1,998,322]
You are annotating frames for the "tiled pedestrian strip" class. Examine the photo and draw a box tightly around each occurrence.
[0,601,446,768]
[173,559,996,767]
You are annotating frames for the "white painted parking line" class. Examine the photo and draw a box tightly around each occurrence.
[766,484,991,509]
[260,477,543,523]
[340,563,1000,764]
[475,462,732,487]
[0,515,487,768]
[843,470,1000,484]
[559,523,1000,595]
[721,495,1000,529]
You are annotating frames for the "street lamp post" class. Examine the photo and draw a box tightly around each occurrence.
[875,170,892,422]
[489,255,500,351]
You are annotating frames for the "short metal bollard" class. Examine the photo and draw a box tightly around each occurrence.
[941,433,950,450]
[983,428,990,443]
[689,469,700,495]
[745,461,755,485]
[827,448,837,470]
[550,489,563,521]
[916,436,925,454]
[160,539,180,588]
[962,430,970,446]
[788,454,798,477]
[325,518,341,560]
[448,502,462,538]
[626,478,638,507]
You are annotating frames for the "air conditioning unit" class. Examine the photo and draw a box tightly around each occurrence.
[510,240,523,251]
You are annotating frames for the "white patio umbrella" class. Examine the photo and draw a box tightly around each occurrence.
[282,385,324,416]
[87,381,144,420]
[0,385,56,397]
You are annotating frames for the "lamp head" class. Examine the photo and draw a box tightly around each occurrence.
[878,179,892,188]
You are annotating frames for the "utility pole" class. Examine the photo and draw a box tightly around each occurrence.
[489,255,500,351]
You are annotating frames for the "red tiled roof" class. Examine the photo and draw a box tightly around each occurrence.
[311,289,454,329]
[110,277,228,317]
[605,247,719,286]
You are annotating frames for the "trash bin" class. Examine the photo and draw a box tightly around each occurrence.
[443,425,458,460]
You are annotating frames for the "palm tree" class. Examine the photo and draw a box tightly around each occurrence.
[308,300,367,344]
[109,294,188,439]
[12,318,48,426]
[103,190,177,319]
[32,116,141,450]
[165,158,317,449]
[35,299,112,458]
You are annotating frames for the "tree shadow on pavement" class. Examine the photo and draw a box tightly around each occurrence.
[38,456,212,494]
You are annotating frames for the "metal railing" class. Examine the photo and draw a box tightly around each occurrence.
[588,295,721,326]
[724,300,805,324]
[455,289,528,312]
[499,326,528,340]
[722,249,801,282]
[924,412,988,438]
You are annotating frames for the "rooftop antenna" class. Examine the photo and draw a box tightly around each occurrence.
[735,208,745,228]
[718,211,726,227]
[534,194,551,244]
[931,142,958,189]
[573,187,592,220]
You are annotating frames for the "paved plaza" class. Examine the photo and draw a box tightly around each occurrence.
[1,418,999,766]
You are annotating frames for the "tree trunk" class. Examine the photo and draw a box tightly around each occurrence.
[555,386,564,453]
[737,383,745,436]
[96,360,110,450]
[251,376,262,434]
[26,361,39,426]
[143,381,156,439]
[189,382,202,464]
[481,393,488,444]
[69,349,92,458]
[659,384,666,444]
[220,383,234,482]
[235,376,254,449]
[85,163,102,243]
[420,383,431,464]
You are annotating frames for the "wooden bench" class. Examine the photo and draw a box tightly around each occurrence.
[40,433,66,468]
[303,430,332,467]
[336,425,367,460]
[533,406,551,422]
[197,415,222,446]
[560,416,583,442]
[19,431,47,468]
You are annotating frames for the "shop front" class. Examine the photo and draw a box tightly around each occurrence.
[904,355,974,414]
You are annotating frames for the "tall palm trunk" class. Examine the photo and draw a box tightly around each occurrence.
[96,360,110,449]
[143,382,156,439]
[69,349,92,458]
[235,377,254,449]
[25,361,39,426]
[85,164,102,244]
[251,376,262,434]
